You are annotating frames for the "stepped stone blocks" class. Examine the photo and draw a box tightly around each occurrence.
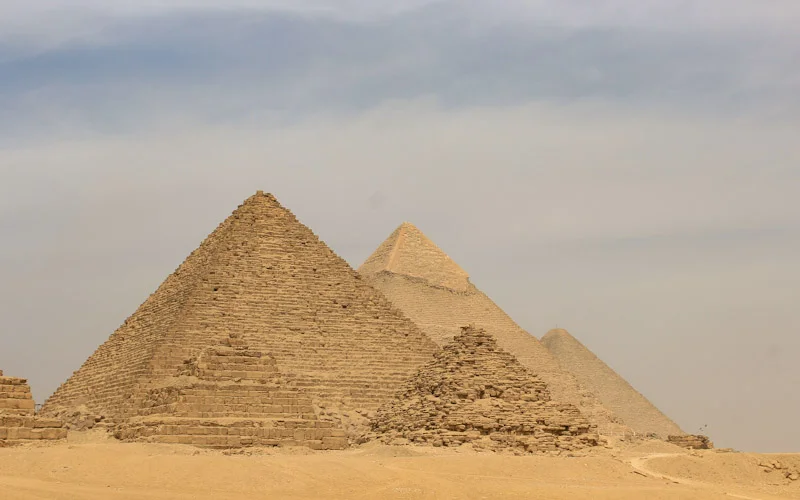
[0,370,66,446]
[541,328,683,438]
[370,326,599,453]
[43,192,438,443]
[115,338,347,449]
[667,434,714,450]
[358,222,626,434]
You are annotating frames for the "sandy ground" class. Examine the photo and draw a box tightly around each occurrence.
[1,433,798,500]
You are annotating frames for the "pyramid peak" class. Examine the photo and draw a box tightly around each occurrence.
[543,328,572,338]
[242,190,279,205]
[358,221,470,291]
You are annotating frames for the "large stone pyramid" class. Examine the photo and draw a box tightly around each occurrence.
[541,329,683,438]
[359,222,625,434]
[371,326,599,453]
[1,370,66,446]
[42,192,438,444]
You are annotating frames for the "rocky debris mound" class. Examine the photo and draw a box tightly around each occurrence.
[0,370,66,445]
[369,326,599,453]
[667,434,714,450]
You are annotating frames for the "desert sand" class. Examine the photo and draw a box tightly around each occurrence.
[1,432,798,500]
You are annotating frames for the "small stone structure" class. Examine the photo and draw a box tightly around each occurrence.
[370,326,599,453]
[667,434,714,450]
[115,337,347,449]
[0,369,66,445]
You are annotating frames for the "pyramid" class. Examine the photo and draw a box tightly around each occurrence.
[1,369,66,446]
[42,192,439,445]
[541,329,683,438]
[370,326,599,453]
[358,222,626,434]
[114,334,348,449]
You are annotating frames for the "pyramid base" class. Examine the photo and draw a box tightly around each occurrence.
[116,417,348,450]
[0,415,68,445]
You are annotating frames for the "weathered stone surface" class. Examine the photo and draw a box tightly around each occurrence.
[370,326,599,453]
[359,222,627,435]
[0,372,67,446]
[42,192,438,445]
[541,329,683,438]
[667,434,714,450]
[115,338,347,449]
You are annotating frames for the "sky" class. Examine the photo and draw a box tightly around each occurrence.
[1,0,798,452]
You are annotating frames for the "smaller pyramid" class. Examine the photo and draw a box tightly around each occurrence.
[1,369,66,446]
[115,334,347,449]
[370,326,599,453]
[541,329,683,438]
[359,222,471,292]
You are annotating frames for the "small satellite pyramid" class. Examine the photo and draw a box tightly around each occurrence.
[359,222,625,434]
[371,326,599,453]
[541,329,683,438]
[42,192,438,446]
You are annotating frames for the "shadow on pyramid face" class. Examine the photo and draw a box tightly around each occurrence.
[368,326,601,454]
[40,192,440,450]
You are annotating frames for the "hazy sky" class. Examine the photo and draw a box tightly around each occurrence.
[1,1,798,452]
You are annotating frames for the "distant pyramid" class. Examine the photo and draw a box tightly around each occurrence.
[371,326,598,453]
[359,222,471,292]
[43,192,438,445]
[541,329,683,438]
[359,222,626,434]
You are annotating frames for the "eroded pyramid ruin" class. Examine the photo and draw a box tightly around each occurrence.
[371,326,599,453]
[541,329,683,438]
[42,192,438,447]
[358,222,625,434]
[1,370,66,446]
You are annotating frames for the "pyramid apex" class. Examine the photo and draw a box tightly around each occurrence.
[359,221,470,291]
[543,328,572,338]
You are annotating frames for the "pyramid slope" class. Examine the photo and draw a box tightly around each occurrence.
[43,192,438,437]
[371,326,598,453]
[358,226,626,435]
[541,329,683,438]
[359,222,470,292]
